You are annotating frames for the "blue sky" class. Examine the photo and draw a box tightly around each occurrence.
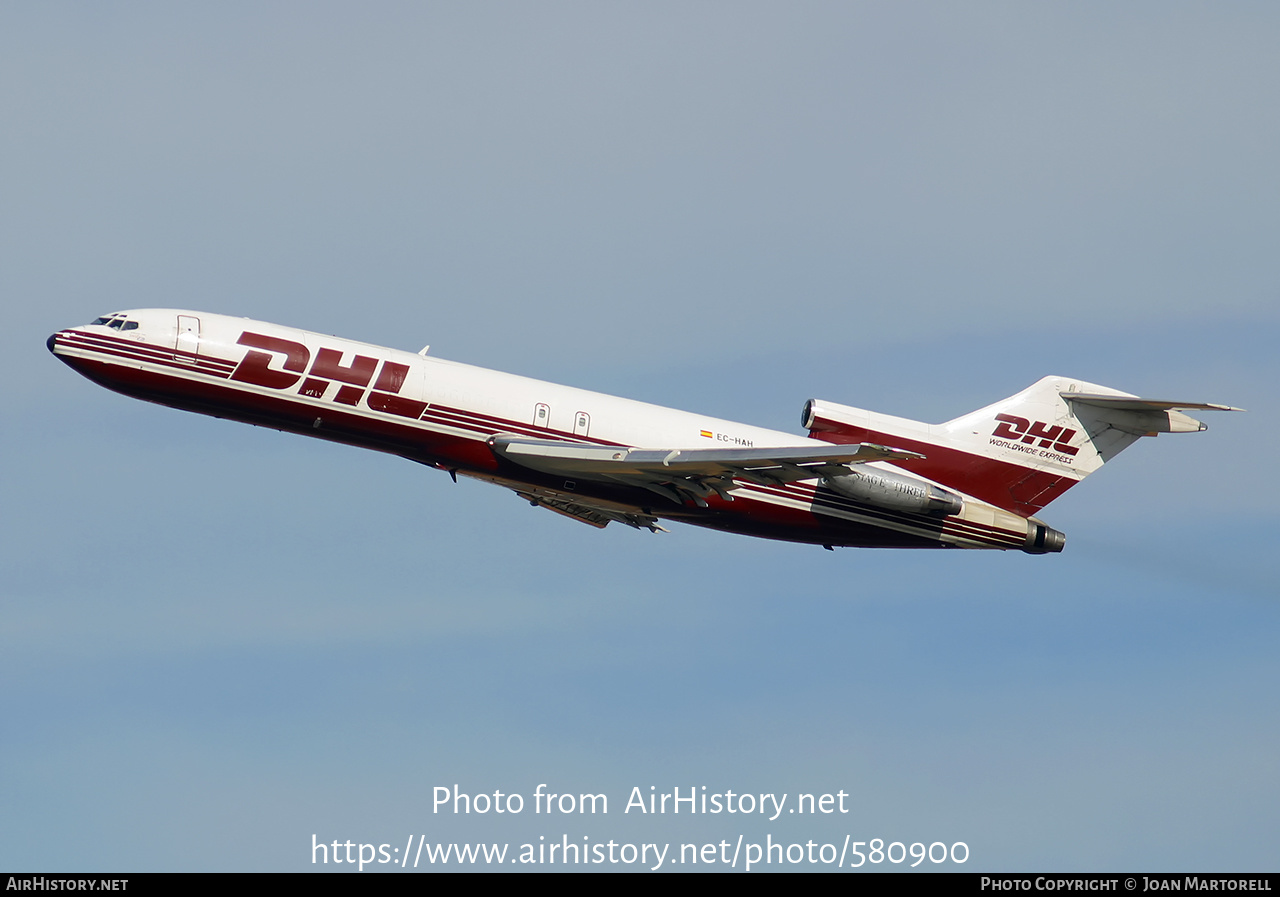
[3,2,1277,871]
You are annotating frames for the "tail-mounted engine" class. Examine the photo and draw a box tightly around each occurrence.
[822,467,964,517]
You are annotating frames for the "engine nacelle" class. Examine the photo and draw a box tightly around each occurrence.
[1022,522,1066,554]
[823,467,964,517]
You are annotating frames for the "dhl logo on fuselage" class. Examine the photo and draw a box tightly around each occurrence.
[229,331,427,419]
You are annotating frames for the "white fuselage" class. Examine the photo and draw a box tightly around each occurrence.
[49,308,1052,552]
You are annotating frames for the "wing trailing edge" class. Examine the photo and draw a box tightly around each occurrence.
[489,435,922,509]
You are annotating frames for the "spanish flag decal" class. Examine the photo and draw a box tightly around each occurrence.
[700,430,713,438]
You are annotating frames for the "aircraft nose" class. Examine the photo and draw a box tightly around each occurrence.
[47,332,59,354]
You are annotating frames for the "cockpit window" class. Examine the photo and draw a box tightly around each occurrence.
[90,314,135,330]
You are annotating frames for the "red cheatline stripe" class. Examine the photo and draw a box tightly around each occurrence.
[57,333,235,378]
[61,332,633,448]
[808,418,1083,515]
[736,479,1024,547]
[424,401,626,447]
[63,337,608,448]
[60,331,237,370]
[59,332,233,373]
[60,354,1029,547]
[60,335,1023,547]
[421,402,626,447]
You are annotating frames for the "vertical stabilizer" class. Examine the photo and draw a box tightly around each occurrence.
[804,377,1239,517]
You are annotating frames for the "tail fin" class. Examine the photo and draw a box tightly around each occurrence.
[803,376,1240,518]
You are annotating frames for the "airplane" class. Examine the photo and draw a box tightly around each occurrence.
[47,309,1240,554]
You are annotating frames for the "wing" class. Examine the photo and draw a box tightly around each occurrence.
[489,435,923,508]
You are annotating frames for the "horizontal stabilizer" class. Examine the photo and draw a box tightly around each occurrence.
[1061,392,1244,435]
[1060,394,1244,413]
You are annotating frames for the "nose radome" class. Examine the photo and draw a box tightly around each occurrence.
[47,332,59,354]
